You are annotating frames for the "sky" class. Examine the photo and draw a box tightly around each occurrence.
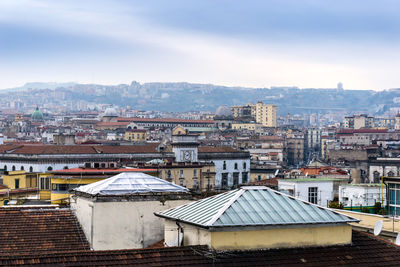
[0,0,400,90]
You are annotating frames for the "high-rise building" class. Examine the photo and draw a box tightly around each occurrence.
[231,102,276,128]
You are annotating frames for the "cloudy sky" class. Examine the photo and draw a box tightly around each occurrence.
[0,0,399,90]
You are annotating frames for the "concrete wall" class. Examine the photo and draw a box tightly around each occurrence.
[164,220,211,247]
[339,185,386,207]
[72,197,190,250]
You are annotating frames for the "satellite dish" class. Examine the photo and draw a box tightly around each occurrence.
[374,220,383,236]
[395,232,400,246]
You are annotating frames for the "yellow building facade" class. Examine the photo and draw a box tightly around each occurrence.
[124,129,147,142]
[231,122,262,133]
[0,171,51,206]
[157,164,216,192]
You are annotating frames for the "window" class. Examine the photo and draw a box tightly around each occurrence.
[234,163,238,170]
[388,171,395,177]
[221,173,228,189]
[15,179,20,189]
[193,169,197,177]
[257,175,261,181]
[180,170,184,178]
[12,166,15,171]
[20,166,24,171]
[233,172,239,187]
[373,171,380,183]
[4,165,7,171]
[47,166,53,171]
[242,172,248,184]
[308,187,318,204]
[40,177,50,190]
[223,161,226,170]
[243,162,247,169]
[167,170,172,179]
[179,180,184,187]
[29,166,33,172]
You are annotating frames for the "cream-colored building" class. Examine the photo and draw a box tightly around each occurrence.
[156,186,358,250]
[231,122,262,133]
[71,172,192,250]
[231,102,276,127]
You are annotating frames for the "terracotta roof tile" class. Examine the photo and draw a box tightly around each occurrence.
[0,144,161,155]
[0,207,89,256]
[117,117,214,124]
[1,231,400,266]
[198,146,242,153]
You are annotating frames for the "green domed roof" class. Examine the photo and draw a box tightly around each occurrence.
[31,107,44,121]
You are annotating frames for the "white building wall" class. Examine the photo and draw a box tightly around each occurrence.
[278,180,334,207]
[212,158,251,188]
[71,197,190,250]
[0,161,81,173]
[369,165,400,183]
[339,185,386,207]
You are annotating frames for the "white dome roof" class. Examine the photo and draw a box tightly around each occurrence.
[104,107,118,117]
[215,105,233,118]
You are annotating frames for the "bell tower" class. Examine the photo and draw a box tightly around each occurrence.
[171,126,198,162]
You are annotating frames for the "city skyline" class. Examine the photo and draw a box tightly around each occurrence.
[1,0,400,90]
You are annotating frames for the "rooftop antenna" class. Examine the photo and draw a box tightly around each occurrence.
[374,220,383,236]
[395,232,400,246]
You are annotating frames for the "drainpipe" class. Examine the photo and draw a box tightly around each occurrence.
[176,222,183,246]
[89,203,94,250]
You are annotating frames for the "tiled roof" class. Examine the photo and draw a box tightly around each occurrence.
[337,129,388,134]
[95,143,159,154]
[198,146,242,153]
[2,231,400,266]
[51,167,157,174]
[247,178,279,187]
[96,122,130,127]
[156,186,358,228]
[0,143,161,155]
[0,207,89,256]
[117,117,214,124]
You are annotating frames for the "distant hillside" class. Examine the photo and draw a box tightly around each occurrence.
[2,81,400,115]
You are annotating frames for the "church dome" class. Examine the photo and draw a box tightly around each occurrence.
[104,107,118,117]
[215,105,233,118]
[31,107,44,122]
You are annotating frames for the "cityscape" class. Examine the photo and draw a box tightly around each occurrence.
[1,1,400,266]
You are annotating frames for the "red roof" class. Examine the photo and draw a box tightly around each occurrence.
[1,231,400,266]
[0,207,89,256]
[96,122,130,127]
[0,143,161,155]
[116,117,214,124]
[337,129,388,134]
[51,168,157,174]
[198,146,242,153]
